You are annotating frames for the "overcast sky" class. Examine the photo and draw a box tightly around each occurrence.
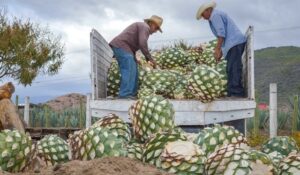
[2,0,300,103]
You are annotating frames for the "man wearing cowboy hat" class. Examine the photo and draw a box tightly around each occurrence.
[110,15,163,99]
[196,1,246,97]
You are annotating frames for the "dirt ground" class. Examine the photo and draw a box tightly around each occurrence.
[1,157,173,175]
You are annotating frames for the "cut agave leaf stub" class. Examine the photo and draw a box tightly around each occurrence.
[164,141,197,156]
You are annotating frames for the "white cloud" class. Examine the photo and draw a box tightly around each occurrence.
[104,8,115,18]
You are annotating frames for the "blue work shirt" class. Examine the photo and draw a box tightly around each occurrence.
[209,9,246,57]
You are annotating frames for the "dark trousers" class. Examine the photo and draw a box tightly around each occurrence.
[226,42,246,97]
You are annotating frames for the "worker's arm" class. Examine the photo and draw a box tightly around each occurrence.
[215,37,224,62]
[210,14,226,62]
[138,26,157,68]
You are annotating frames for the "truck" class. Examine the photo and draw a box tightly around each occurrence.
[85,26,256,134]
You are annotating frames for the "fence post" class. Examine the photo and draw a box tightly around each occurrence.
[269,83,277,138]
[24,96,30,126]
[44,106,49,127]
[85,93,92,128]
[15,95,19,111]
[79,98,84,128]
[253,91,259,136]
[292,95,299,134]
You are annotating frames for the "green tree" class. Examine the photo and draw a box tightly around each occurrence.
[0,11,64,85]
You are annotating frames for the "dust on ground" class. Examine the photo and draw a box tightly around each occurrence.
[1,157,173,175]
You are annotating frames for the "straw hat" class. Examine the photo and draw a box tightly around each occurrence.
[196,1,216,20]
[144,15,163,32]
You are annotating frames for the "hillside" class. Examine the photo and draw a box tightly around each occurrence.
[43,93,86,111]
[255,46,300,106]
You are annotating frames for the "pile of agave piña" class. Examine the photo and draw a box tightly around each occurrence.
[1,95,300,175]
[107,40,228,103]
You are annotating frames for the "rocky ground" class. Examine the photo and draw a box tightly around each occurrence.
[1,157,173,175]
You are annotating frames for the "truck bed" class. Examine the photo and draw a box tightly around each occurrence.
[86,26,256,133]
[88,98,255,126]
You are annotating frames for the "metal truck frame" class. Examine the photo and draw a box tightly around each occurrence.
[86,26,256,134]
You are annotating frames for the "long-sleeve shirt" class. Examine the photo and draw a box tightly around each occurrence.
[209,9,246,57]
[110,22,152,61]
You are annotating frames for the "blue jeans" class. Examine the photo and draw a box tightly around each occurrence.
[225,42,246,97]
[111,47,138,97]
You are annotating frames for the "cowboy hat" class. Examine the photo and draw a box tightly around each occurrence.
[144,15,163,32]
[196,1,216,20]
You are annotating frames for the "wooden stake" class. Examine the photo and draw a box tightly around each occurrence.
[24,96,30,126]
[86,94,92,128]
[269,83,277,138]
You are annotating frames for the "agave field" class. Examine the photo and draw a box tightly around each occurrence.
[17,105,86,128]
[247,94,300,147]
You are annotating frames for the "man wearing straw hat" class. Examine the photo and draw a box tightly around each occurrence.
[196,1,246,97]
[110,15,163,99]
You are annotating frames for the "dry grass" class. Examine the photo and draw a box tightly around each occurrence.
[247,129,300,149]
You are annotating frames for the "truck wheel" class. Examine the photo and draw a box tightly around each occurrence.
[224,119,246,135]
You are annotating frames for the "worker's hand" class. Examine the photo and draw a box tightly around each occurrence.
[135,55,142,65]
[148,59,157,68]
[136,59,142,65]
[214,47,223,63]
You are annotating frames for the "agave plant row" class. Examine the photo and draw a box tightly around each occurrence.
[22,106,86,128]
